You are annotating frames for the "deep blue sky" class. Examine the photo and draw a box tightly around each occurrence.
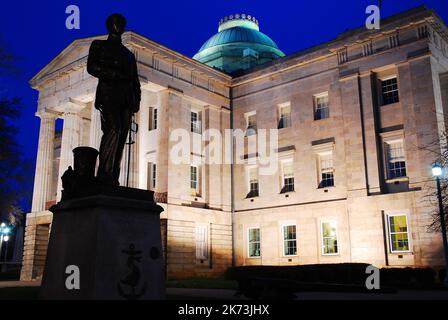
[0,0,447,209]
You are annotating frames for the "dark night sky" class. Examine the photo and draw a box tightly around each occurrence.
[0,0,447,210]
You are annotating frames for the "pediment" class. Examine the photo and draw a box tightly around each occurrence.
[30,34,106,88]
[30,31,231,91]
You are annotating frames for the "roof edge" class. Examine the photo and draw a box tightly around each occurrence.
[231,5,440,81]
[30,30,232,89]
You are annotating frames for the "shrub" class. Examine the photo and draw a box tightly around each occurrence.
[226,263,371,285]
[380,267,435,288]
[226,264,438,290]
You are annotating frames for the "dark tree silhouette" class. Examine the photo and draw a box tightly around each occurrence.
[421,129,448,232]
[0,40,32,226]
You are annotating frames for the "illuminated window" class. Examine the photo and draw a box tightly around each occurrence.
[321,222,338,255]
[283,225,297,256]
[248,228,261,257]
[387,215,410,252]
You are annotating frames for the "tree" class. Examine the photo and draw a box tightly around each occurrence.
[422,130,448,232]
[0,40,31,226]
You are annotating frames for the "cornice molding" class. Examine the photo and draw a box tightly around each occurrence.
[30,31,232,92]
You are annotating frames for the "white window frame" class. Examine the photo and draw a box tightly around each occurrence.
[321,221,339,256]
[148,107,158,131]
[195,225,208,260]
[313,92,329,120]
[318,151,335,188]
[386,212,412,253]
[278,102,291,129]
[379,75,400,106]
[245,111,257,136]
[282,224,298,257]
[246,166,259,197]
[191,110,202,134]
[151,163,156,190]
[280,159,295,193]
[190,165,200,195]
[384,139,407,180]
[247,227,261,258]
[380,131,407,182]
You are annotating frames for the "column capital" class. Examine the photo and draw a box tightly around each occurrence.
[35,109,60,120]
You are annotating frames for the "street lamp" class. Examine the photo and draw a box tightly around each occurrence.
[0,223,11,262]
[432,163,448,287]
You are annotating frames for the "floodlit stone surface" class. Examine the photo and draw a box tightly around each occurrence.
[21,6,448,281]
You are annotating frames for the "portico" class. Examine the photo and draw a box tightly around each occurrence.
[21,32,233,281]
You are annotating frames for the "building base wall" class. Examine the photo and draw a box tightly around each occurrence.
[20,211,53,281]
[163,204,233,279]
[20,205,234,281]
[234,191,445,269]
[21,191,444,281]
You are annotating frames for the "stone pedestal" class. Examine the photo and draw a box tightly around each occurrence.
[39,186,165,300]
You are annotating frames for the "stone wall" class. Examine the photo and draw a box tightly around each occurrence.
[20,212,52,281]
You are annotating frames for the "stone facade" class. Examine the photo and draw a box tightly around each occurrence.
[21,6,448,281]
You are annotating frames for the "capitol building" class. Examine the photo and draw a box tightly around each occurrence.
[21,6,448,280]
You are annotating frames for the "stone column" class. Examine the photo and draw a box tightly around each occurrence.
[138,90,151,190]
[155,90,170,195]
[89,102,102,150]
[31,111,57,212]
[56,103,84,201]
[338,75,368,197]
[359,72,382,194]
[204,105,223,209]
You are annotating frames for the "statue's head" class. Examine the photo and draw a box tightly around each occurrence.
[106,13,126,36]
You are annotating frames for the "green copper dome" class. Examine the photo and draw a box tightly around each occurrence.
[193,14,285,74]
[198,27,280,52]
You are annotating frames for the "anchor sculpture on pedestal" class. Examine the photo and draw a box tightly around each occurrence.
[117,244,148,300]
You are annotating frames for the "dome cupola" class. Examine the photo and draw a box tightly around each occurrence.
[193,14,285,74]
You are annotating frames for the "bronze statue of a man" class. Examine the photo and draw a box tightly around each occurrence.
[87,14,141,186]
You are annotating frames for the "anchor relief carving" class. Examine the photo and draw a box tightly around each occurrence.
[117,244,147,299]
